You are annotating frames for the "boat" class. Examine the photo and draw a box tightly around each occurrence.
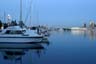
[71,27,87,31]
[0,26,44,43]
[0,0,48,43]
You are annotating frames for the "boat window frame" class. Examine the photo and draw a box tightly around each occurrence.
[4,30,24,34]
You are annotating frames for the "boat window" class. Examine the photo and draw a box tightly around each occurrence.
[5,30,23,34]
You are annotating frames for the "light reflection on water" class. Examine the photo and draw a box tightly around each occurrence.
[71,29,96,40]
[0,30,96,64]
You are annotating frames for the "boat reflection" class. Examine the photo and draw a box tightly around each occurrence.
[0,40,50,64]
[71,30,86,36]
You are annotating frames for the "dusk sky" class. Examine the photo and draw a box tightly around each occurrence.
[0,0,96,27]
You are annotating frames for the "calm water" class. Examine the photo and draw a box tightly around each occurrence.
[0,30,96,64]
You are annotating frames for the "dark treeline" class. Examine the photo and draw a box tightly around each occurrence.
[0,20,3,29]
[0,20,18,29]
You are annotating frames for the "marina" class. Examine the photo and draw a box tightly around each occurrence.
[0,31,96,64]
[0,0,96,64]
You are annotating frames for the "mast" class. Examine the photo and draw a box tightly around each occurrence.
[19,0,25,28]
[4,11,6,22]
[30,0,32,27]
[20,0,22,21]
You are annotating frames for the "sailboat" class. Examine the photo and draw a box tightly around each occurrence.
[0,0,44,43]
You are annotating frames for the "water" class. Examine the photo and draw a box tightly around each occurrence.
[0,30,96,64]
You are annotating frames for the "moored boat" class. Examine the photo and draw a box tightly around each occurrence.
[0,26,44,43]
[71,27,87,31]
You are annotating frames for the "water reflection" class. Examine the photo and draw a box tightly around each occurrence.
[0,40,50,64]
[87,29,96,40]
[71,30,86,36]
[1,49,25,63]
[71,29,96,40]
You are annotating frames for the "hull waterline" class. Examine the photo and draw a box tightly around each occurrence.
[0,36,43,43]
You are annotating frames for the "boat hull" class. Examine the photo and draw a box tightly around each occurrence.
[0,43,44,49]
[0,36,43,43]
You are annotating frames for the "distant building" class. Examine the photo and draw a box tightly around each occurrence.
[7,14,12,26]
[83,23,86,28]
[94,23,96,27]
[89,21,95,29]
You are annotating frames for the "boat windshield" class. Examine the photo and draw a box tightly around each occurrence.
[5,30,24,34]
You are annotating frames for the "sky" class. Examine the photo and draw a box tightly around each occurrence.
[0,0,96,27]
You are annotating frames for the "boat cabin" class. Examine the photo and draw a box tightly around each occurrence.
[1,26,25,35]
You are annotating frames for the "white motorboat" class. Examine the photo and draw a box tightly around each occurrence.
[0,26,43,43]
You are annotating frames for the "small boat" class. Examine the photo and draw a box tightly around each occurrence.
[0,26,44,43]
